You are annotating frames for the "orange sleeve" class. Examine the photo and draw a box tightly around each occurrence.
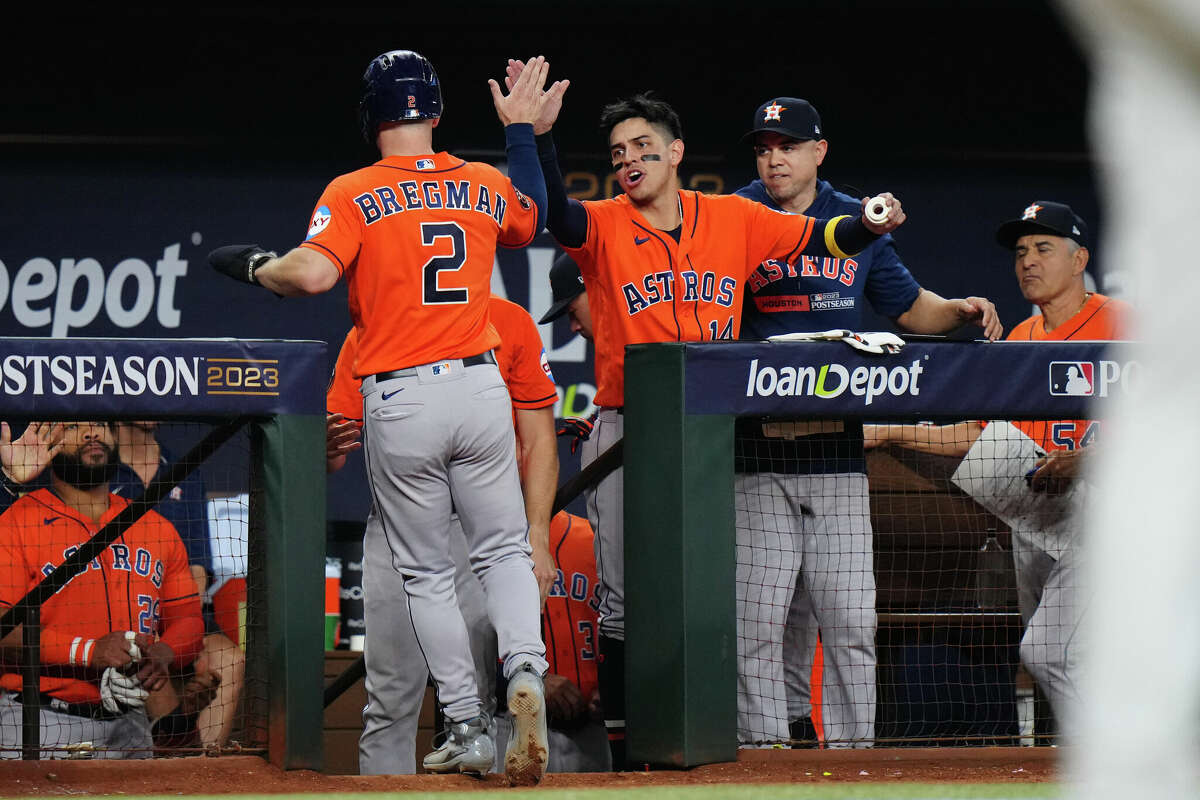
[159,599,204,668]
[742,196,846,273]
[298,179,363,275]
[327,328,365,420]
[493,300,558,410]
[495,170,540,249]
[0,509,30,609]
[154,513,204,666]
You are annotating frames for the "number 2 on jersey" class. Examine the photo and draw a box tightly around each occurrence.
[421,222,468,305]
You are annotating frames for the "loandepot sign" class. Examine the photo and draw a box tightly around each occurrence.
[745,358,925,406]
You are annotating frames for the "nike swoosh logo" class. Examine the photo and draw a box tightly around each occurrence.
[634,235,650,246]
[44,517,60,525]
[381,388,405,400]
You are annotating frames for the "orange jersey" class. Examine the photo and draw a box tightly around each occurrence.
[0,489,201,703]
[326,296,557,422]
[1007,292,1131,451]
[567,190,856,407]
[542,511,600,700]
[300,152,539,376]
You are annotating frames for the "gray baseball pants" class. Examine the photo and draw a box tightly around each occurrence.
[361,357,546,724]
[358,514,498,774]
[1012,532,1081,719]
[578,408,625,641]
[773,472,877,747]
[0,694,152,759]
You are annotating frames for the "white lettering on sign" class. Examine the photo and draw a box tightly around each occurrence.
[0,244,187,336]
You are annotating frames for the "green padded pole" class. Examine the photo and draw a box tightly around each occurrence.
[257,414,326,770]
[625,343,737,767]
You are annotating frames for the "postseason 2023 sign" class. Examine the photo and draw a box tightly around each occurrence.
[673,340,1137,419]
[0,338,326,418]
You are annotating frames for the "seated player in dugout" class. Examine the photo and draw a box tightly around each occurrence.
[0,421,204,759]
[0,420,237,752]
[502,57,907,756]
[111,422,245,751]
[733,97,1002,748]
[864,201,1131,730]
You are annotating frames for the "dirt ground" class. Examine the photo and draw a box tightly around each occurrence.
[0,748,1057,795]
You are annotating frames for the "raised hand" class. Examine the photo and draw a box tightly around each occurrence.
[0,421,63,484]
[493,56,569,134]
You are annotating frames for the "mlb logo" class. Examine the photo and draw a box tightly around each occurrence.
[431,361,452,376]
[1049,361,1094,396]
[306,205,332,240]
[416,158,436,170]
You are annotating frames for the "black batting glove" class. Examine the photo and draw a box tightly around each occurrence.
[209,244,277,286]
[557,414,595,455]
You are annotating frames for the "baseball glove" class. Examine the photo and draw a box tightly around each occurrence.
[557,414,595,455]
[209,244,277,286]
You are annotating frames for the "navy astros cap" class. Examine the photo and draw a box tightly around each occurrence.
[539,253,586,324]
[743,97,823,142]
[996,201,1089,249]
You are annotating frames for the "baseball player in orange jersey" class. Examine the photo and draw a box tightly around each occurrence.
[0,421,203,758]
[210,52,569,783]
[503,59,907,759]
[866,201,1131,726]
[325,294,559,775]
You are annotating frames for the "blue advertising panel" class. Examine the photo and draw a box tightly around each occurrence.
[676,340,1137,419]
[0,338,326,417]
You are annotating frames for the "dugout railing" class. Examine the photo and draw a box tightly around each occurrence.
[0,338,326,768]
[624,338,1133,767]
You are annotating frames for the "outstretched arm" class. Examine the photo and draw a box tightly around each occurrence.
[864,420,985,458]
[504,57,586,248]
[210,244,340,297]
[491,55,569,234]
[897,289,1003,341]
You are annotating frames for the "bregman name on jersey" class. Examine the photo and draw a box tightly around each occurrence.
[352,180,512,227]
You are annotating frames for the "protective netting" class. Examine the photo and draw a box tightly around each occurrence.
[732,416,1084,748]
[0,419,262,759]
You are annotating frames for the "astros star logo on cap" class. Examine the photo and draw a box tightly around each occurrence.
[1021,203,1043,220]
[763,102,786,122]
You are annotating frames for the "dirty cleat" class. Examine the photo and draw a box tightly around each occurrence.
[504,664,549,785]
[422,715,494,776]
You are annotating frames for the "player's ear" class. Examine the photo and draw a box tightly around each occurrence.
[669,138,684,168]
[814,139,829,165]
[1073,245,1089,275]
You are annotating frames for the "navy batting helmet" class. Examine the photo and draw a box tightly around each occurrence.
[359,50,442,143]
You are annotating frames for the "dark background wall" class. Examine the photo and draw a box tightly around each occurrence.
[0,2,1106,520]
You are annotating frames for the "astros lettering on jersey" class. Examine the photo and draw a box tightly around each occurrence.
[301,152,539,377]
[566,190,859,408]
[0,490,201,703]
[542,512,600,701]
